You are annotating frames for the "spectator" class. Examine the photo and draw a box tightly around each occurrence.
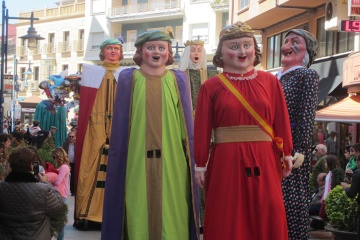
[352,143,360,161]
[320,155,344,219]
[0,143,9,180]
[3,123,8,134]
[0,146,64,239]
[311,144,328,190]
[0,133,12,156]
[62,132,76,196]
[341,154,360,239]
[345,145,357,172]
[51,147,70,240]
[309,172,327,216]
[29,120,41,137]
[325,131,337,155]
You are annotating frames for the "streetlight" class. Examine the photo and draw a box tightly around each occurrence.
[0,0,44,131]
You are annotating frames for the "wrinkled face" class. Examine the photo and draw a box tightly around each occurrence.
[141,40,169,69]
[190,45,203,64]
[103,44,122,63]
[221,37,255,74]
[281,33,307,68]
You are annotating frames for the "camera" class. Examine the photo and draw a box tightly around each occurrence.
[33,161,39,176]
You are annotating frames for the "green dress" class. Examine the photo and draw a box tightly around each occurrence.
[124,70,191,240]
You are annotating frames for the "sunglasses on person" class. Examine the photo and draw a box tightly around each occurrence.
[68,136,75,138]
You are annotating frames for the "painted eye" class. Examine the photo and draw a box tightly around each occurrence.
[148,46,154,50]
[230,45,239,50]
[159,46,165,51]
[244,43,250,49]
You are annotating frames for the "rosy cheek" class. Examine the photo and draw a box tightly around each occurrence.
[144,52,151,59]
[226,52,236,59]
[161,52,168,60]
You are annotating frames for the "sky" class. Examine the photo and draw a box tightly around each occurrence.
[4,0,58,23]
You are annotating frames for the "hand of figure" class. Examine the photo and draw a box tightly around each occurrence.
[195,171,205,188]
[341,182,348,190]
[283,156,293,178]
[38,172,49,183]
[346,169,353,174]
[292,152,305,169]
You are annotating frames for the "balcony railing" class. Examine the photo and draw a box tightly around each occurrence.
[58,41,71,52]
[43,43,56,54]
[18,0,85,21]
[73,39,84,51]
[210,0,229,10]
[109,0,182,18]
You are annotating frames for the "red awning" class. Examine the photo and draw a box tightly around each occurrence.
[315,95,360,123]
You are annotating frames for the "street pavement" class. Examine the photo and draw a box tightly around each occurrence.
[61,195,333,240]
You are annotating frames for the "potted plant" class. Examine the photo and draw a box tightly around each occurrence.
[325,185,359,240]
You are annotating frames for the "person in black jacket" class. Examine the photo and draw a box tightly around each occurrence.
[341,154,360,240]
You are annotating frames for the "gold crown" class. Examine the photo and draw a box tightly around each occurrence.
[220,21,254,39]
[184,40,204,47]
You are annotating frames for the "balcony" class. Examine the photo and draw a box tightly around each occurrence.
[210,0,229,12]
[58,41,71,53]
[17,0,85,23]
[43,43,56,54]
[73,39,84,51]
[108,0,184,23]
[236,0,325,30]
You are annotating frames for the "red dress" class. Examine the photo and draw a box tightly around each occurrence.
[194,70,293,240]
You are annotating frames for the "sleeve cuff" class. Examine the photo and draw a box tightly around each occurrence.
[194,165,207,172]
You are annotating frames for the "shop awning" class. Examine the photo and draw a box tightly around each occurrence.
[315,95,360,123]
[310,53,349,104]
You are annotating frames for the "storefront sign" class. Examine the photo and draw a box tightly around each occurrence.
[21,108,35,113]
[349,0,360,16]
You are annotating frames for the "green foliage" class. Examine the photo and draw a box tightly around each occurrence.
[325,185,359,232]
[51,203,69,237]
[37,140,56,165]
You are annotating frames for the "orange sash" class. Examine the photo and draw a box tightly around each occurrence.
[217,73,286,171]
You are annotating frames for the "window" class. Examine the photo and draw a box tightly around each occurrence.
[62,64,68,71]
[48,33,55,53]
[176,26,183,46]
[78,29,84,51]
[190,23,209,43]
[63,31,70,51]
[33,66,39,81]
[126,30,137,51]
[91,32,104,50]
[266,23,308,69]
[316,17,354,58]
[241,0,250,9]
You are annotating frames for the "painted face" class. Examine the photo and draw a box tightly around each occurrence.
[103,44,122,63]
[141,40,169,69]
[281,33,307,70]
[40,82,48,89]
[221,37,255,74]
[190,45,203,64]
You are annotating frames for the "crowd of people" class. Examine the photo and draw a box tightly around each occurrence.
[0,117,77,239]
[309,141,360,233]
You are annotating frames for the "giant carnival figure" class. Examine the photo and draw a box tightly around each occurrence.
[102,29,200,240]
[194,21,294,240]
[276,29,319,240]
[74,38,123,229]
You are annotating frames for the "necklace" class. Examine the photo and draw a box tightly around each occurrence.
[226,70,257,81]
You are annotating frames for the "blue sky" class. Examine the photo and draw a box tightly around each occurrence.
[4,0,57,23]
